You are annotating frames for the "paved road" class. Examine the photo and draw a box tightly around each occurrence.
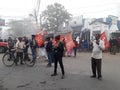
[0,52,120,90]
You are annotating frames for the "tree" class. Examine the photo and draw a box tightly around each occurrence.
[41,3,71,33]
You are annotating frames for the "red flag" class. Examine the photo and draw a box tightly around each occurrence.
[100,32,110,49]
[53,35,64,46]
[64,34,75,51]
[53,38,57,46]
[60,35,64,42]
[35,33,44,47]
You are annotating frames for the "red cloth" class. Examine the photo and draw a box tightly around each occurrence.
[0,42,8,47]
[64,34,75,51]
[53,35,64,46]
[74,40,78,47]
[60,35,64,42]
[35,34,44,47]
[100,32,110,49]
[53,38,57,46]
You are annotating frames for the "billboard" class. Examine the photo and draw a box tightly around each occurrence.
[108,15,118,25]
[0,19,5,26]
[108,15,119,31]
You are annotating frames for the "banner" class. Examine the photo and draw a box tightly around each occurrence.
[35,33,44,47]
[100,32,110,49]
[64,34,75,51]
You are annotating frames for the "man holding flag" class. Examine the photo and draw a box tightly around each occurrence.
[91,34,105,80]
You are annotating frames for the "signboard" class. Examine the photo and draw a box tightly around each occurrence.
[108,15,118,25]
[0,19,5,26]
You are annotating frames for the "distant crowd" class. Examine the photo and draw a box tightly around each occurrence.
[1,34,119,80]
[109,37,120,54]
[1,35,79,66]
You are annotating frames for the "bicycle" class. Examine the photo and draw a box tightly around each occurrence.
[2,48,35,67]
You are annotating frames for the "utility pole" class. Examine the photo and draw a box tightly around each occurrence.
[29,0,41,32]
[34,0,41,25]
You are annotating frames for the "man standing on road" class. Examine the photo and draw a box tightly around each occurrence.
[91,34,105,80]
[45,37,53,67]
[51,35,65,79]
[30,35,37,62]
[15,37,25,65]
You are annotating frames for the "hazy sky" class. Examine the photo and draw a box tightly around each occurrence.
[0,0,120,18]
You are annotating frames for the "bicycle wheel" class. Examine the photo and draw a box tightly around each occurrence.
[24,53,35,67]
[2,53,15,67]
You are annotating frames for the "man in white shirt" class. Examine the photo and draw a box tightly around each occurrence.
[91,34,105,80]
[15,37,25,65]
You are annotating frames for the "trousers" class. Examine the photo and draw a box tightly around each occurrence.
[91,57,102,77]
[54,54,65,75]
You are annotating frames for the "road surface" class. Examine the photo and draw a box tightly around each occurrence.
[0,52,120,90]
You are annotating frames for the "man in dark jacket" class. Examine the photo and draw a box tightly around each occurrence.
[51,35,65,79]
[45,37,53,67]
[73,38,78,57]
[23,36,29,60]
[30,35,37,62]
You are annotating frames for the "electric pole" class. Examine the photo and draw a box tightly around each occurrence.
[34,0,41,25]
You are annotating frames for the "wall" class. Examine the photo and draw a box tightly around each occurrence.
[90,22,109,41]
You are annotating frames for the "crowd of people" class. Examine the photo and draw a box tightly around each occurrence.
[2,34,79,79]
[109,37,120,54]
[2,33,119,80]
